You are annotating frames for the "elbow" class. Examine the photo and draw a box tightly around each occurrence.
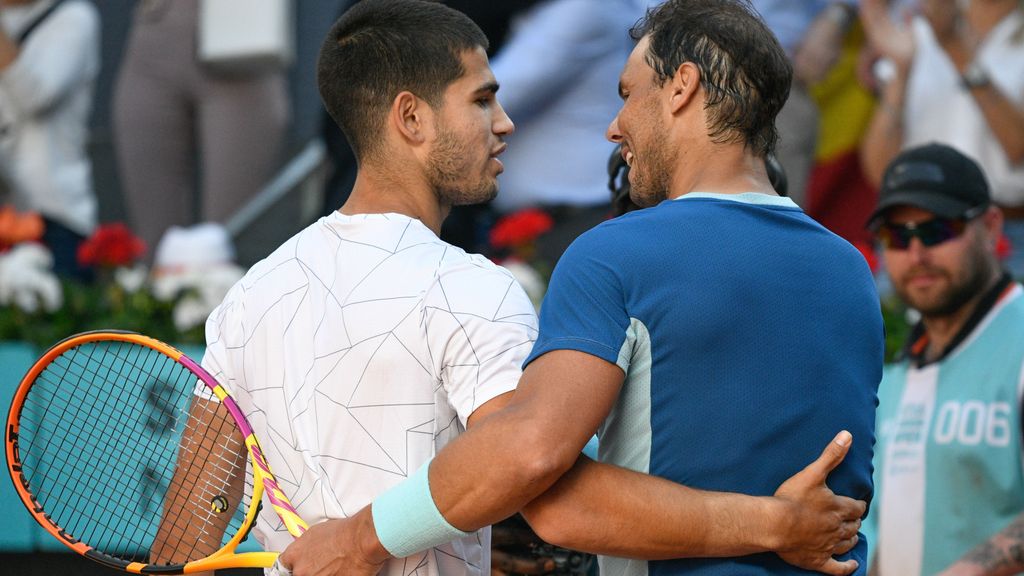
[510,441,574,493]
[506,430,578,499]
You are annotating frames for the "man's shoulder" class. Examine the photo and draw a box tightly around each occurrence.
[984,284,1024,346]
[430,252,536,318]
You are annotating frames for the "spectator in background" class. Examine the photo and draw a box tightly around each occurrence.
[801,14,879,253]
[750,0,859,207]
[860,0,1024,277]
[0,0,100,278]
[865,143,1024,575]
[489,0,646,265]
[113,0,289,259]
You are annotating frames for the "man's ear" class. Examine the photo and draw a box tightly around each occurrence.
[983,205,1005,247]
[668,61,701,115]
[390,91,432,144]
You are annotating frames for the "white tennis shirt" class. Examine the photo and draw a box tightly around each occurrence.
[202,212,538,575]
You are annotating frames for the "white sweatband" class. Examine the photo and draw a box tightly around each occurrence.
[371,459,471,558]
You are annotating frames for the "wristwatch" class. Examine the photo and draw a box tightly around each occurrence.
[960,62,992,90]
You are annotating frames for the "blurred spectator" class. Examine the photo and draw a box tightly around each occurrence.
[865,143,1024,575]
[113,0,290,259]
[803,18,878,250]
[0,0,100,278]
[489,0,646,265]
[860,0,1024,276]
[751,0,859,207]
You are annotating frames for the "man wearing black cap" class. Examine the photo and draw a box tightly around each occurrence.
[866,143,1024,575]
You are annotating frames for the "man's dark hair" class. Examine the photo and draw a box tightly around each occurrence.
[317,0,488,160]
[630,0,791,157]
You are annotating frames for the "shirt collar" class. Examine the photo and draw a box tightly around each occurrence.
[672,192,799,209]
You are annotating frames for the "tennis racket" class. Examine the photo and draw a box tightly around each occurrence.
[5,330,307,574]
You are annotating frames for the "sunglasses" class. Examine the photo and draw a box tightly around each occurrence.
[874,206,985,250]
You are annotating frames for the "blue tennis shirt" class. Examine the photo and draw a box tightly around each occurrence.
[525,193,884,575]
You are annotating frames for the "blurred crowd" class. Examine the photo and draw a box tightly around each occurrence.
[0,0,1023,574]
[1,0,1021,283]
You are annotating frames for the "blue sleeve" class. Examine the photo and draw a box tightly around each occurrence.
[524,228,631,367]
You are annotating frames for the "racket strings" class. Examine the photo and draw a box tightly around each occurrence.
[64,342,181,553]
[15,340,254,566]
[21,342,173,556]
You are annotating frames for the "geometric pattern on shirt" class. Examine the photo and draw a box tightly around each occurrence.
[203,213,537,576]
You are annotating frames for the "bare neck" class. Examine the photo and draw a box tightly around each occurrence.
[339,165,448,236]
[665,141,776,200]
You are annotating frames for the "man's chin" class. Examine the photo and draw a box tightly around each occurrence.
[451,185,498,207]
[898,289,955,318]
[629,188,665,209]
[440,181,499,206]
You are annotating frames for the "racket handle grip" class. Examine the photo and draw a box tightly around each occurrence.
[270,557,292,576]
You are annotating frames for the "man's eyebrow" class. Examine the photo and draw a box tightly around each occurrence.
[476,81,500,95]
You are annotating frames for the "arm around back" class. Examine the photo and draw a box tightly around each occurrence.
[429,348,625,530]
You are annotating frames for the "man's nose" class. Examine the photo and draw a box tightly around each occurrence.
[606,115,622,143]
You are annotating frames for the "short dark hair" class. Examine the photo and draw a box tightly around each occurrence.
[317,0,488,160]
[630,0,791,157]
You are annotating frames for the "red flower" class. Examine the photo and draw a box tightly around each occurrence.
[490,209,554,249]
[77,223,146,268]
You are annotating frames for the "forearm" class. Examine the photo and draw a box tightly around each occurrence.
[429,399,581,531]
[968,83,1024,165]
[357,352,619,562]
[427,353,619,533]
[520,456,779,559]
[151,398,246,565]
[861,70,908,187]
[945,513,1024,576]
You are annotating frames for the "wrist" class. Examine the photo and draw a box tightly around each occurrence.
[878,100,903,122]
[757,497,790,552]
[355,507,393,565]
[960,61,992,91]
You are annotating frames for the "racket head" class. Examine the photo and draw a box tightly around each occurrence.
[5,330,306,574]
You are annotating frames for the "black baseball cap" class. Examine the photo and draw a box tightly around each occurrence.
[867,143,990,227]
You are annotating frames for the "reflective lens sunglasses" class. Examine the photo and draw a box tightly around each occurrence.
[874,206,985,250]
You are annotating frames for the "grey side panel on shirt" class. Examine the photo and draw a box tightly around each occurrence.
[598,318,653,576]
